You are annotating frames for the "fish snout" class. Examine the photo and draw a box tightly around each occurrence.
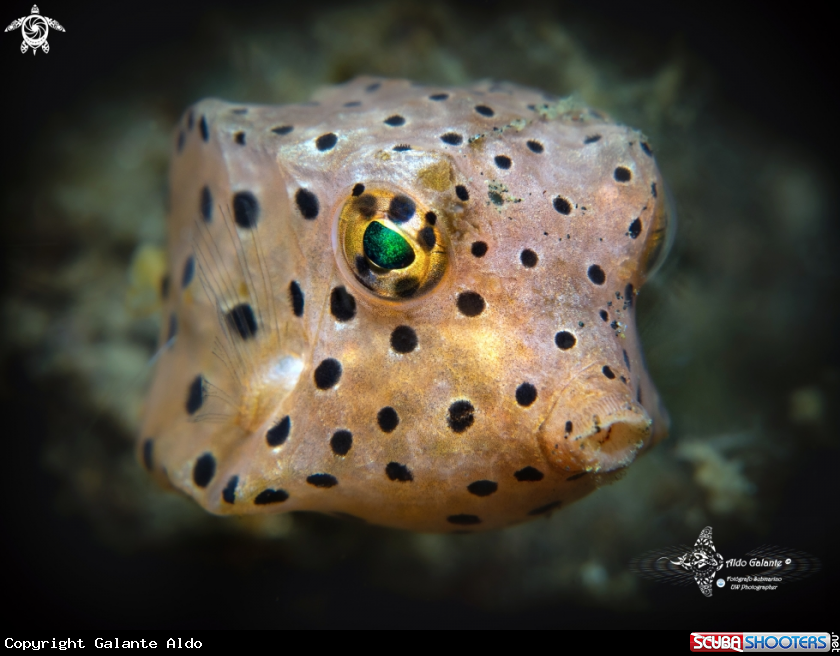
[538,374,664,476]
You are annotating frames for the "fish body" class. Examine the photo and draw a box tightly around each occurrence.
[140,77,672,532]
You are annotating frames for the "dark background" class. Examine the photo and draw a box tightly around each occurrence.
[1,0,837,629]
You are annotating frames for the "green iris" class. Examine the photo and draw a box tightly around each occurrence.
[363,221,415,269]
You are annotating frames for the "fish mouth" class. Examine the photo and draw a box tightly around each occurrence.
[538,375,665,475]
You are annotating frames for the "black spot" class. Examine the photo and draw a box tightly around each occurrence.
[199,115,209,142]
[176,130,185,152]
[457,291,485,317]
[624,283,634,308]
[528,501,562,516]
[167,312,178,342]
[553,196,571,215]
[494,155,512,169]
[186,375,205,415]
[330,430,352,456]
[425,211,437,225]
[307,473,338,488]
[602,365,616,379]
[355,193,378,217]
[640,141,653,156]
[474,105,494,117]
[441,132,463,146]
[365,82,381,92]
[295,188,320,219]
[182,256,195,288]
[254,489,289,505]
[555,331,576,350]
[471,241,488,257]
[623,349,631,370]
[193,452,215,488]
[200,185,213,222]
[395,277,420,298]
[231,108,248,115]
[385,462,413,482]
[583,135,601,144]
[316,133,338,151]
[222,476,238,504]
[614,166,632,182]
[515,382,538,407]
[388,195,416,222]
[266,416,291,447]
[225,303,258,340]
[429,93,449,101]
[419,226,436,249]
[142,439,153,471]
[455,185,470,201]
[343,101,361,107]
[378,407,400,433]
[355,255,370,276]
[565,420,573,434]
[160,274,170,300]
[234,131,246,145]
[330,286,356,322]
[390,325,418,353]
[271,125,294,136]
[393,144,411,152]
[587,264,606,285]
[520,249,538,267]
[651,182,658,197]
[567,472,588,482]
[599,310,608,322]
[467,480,497,497]
[289,281,304,317]
[233,191,260,228]
[447,400,475,433]
[314,358,342,390]
[526,140,544,153]
[488,191,503,206]
[351,183,365,196]
[514,466,544,482]
[384,115,406,126]
[628,218,642,239]
[447,514,481,525]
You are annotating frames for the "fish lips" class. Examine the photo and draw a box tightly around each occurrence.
[538,373,668,476]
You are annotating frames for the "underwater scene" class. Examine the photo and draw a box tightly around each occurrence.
[2,0,837,629]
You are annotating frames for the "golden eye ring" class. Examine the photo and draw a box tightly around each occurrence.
[335,185,449,301]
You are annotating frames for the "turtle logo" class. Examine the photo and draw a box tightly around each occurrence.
[658,526,725,597]
[5,5,64,55]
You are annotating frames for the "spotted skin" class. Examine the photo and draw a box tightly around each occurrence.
[139,77,672,532]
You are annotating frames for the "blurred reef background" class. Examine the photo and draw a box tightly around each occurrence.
[1,0,837,629]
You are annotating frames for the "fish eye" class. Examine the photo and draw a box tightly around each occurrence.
[641,178,677,279]
[363,221,415,269]
[336,186,448,300]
